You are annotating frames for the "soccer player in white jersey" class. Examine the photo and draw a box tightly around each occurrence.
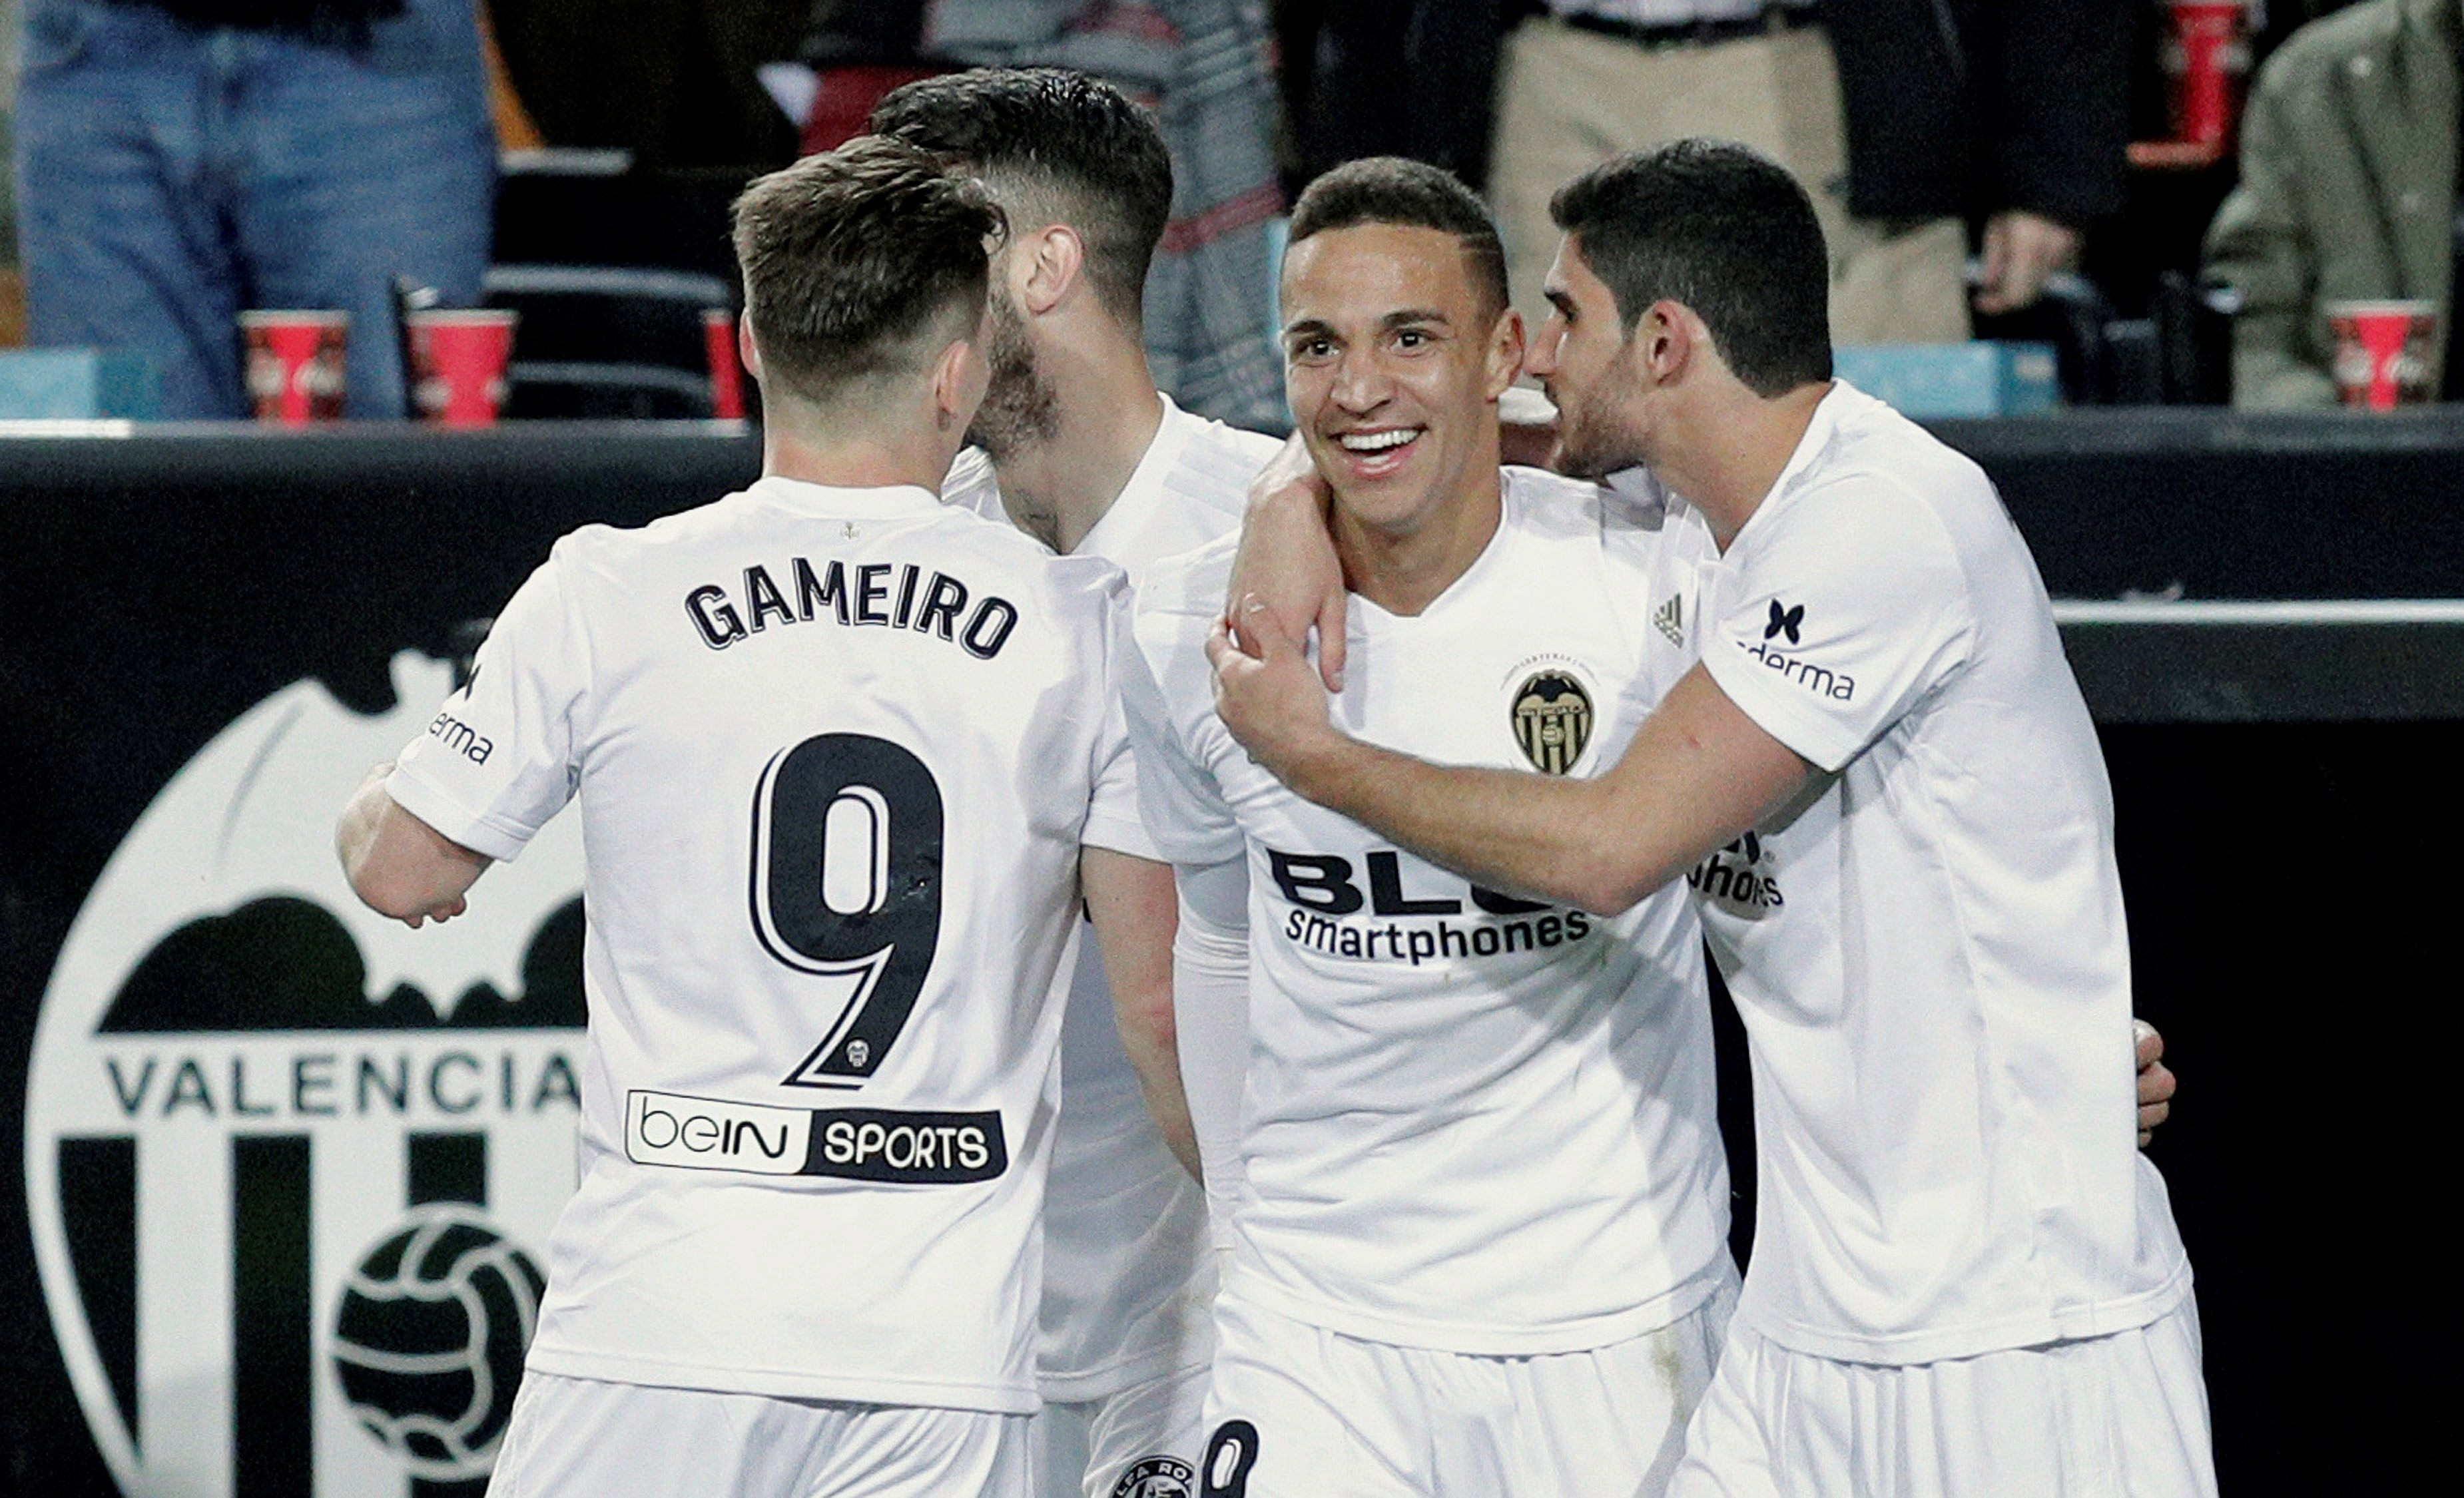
[1122,157,1739,1498]
[868,69,1285,1498]
[1207,140,2217,1497]
[334,137,1175,1498]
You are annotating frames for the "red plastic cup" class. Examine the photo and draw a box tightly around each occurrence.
[2160,0,2252,148]
[239,310,349,424]
[2325,300,2439,411]
[705,308,746,420]
[405,309,517,427]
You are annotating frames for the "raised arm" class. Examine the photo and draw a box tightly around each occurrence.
[1227,435,1349,692]
[1085,846,1199,1178]
[1209,600,1813,914]
[336,763,491,926]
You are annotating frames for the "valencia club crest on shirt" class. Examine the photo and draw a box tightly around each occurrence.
[1511,669,1594,775]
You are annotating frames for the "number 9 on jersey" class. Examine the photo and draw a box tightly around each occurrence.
[749,733,945,1086]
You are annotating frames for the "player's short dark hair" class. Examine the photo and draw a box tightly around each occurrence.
[868,67,1173,324]
[730,135,1006,405]
[1550,140,1832,396]
[1286,156,1509,321]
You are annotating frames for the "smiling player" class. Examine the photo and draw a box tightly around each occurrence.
[1206,140,2215,1498]
[1121,157,1735,1498]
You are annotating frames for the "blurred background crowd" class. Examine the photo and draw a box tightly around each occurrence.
[0,0,2448,426]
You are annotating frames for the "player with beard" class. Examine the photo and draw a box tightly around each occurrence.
[870,69,1285,1498]
[1208,141,2213,1497]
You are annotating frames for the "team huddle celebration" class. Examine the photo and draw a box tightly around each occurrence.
[334,66,2210,1498]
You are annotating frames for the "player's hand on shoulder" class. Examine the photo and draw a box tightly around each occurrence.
[1208,595,1341,785]
[1230,433,1347,692]
[2134,1017,2176,1148]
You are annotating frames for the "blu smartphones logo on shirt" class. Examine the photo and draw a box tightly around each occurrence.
[1690,829,1785,918]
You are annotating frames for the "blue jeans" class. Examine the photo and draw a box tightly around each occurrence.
[14,0,495,419]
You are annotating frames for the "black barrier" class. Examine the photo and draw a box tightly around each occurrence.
[5,415,2460,1495]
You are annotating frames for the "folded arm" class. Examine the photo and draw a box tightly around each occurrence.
[336,764,491,927]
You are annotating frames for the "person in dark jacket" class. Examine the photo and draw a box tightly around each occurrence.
[1471,1,2130,343]
[2202,0,2458,407]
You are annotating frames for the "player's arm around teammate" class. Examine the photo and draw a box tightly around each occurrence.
[1215,189,2188,1146]
[1217,603,1807,917]
[1204,220,1825,916]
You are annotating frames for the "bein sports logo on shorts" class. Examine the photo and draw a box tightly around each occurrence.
[25,652,587,1496]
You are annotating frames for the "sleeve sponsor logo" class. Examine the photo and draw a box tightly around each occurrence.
[625,1091,1007,1184]
[1764,600,1804,644]
[426,708,493,763]
[1739,599,1854,701]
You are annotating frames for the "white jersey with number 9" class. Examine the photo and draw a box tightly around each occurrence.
[386,475,1143,1415]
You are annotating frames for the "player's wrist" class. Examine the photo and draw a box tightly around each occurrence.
[1277,718,1361,806]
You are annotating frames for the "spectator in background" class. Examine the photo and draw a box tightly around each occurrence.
[3,0,24,347]
[2202,0,2457,407]
[1277,0,1507,190]
[13,0,495,419]
[1484,1,2130,345]
[487,0,807,168]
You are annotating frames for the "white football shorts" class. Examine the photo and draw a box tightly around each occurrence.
[1667,1293,2218,1498]
[1032,1360,1211,1498]
[1194,1267,1737,1497]
[486,1370,1032,1497]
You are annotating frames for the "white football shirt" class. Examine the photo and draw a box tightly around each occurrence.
[386,476,1141,1413]
[1126,469,1733,1355]
[1650,381,2192,1364]
[943,396,1285,1399]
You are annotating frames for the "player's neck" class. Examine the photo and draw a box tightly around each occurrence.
[990,338,1165,555]
[1653,381,1830,550]
[761,418,956,496]
[1332,455,1504,619]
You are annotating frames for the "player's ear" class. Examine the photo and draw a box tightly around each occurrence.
[928,320,988,433]
[1016,223,1085,318]
[735,314,764,384]
[1636,300,1693,387]
[1484,305,1526,400]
